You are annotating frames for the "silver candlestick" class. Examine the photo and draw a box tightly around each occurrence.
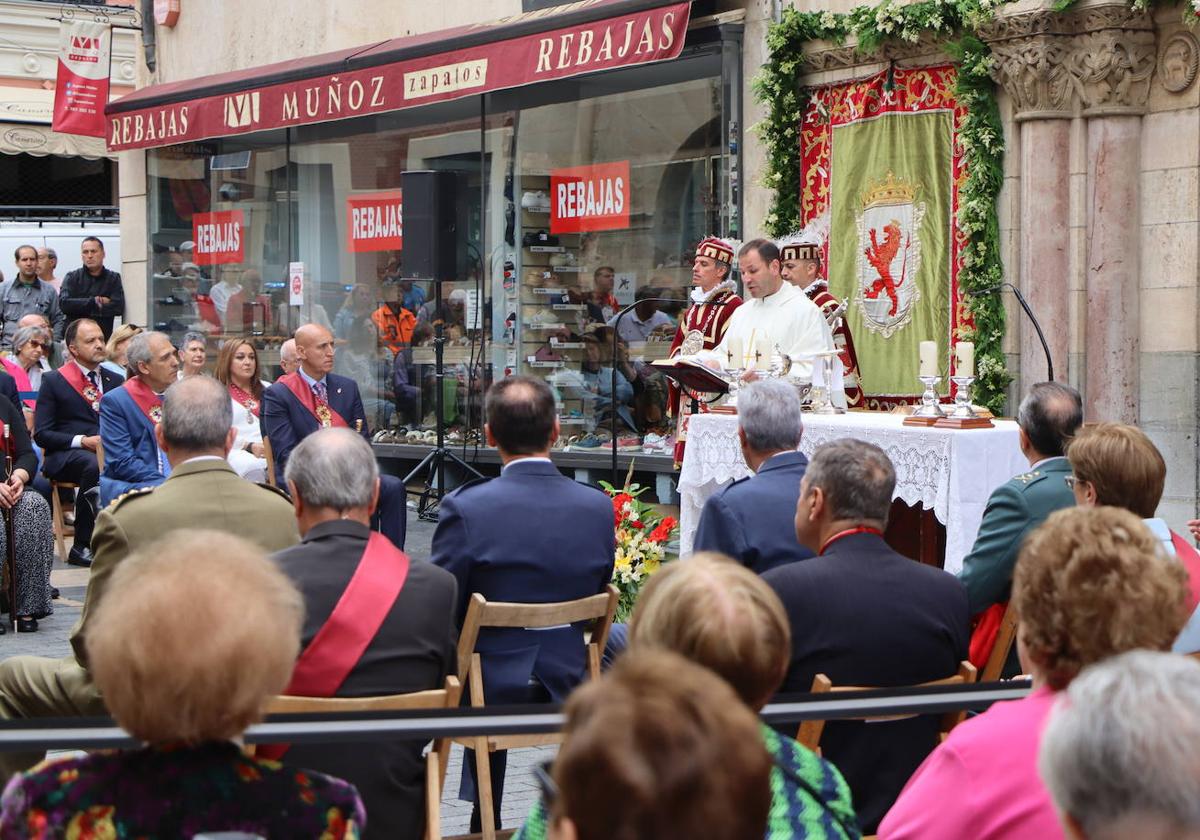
[946,376,979,418]
[903,374,946,427]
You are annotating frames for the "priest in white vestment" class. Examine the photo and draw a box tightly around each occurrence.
[695,239,837,396]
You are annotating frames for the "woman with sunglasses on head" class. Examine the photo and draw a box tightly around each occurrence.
[101,323,142,378]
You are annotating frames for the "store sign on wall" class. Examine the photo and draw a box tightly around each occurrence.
[550,160,630,234]
[346,190,403,253]
[192,210,244,265]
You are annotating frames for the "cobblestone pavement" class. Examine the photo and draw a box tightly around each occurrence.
[10,514,548,835]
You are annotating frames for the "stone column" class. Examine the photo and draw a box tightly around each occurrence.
[1075,13,1156,422]
[986,21,1077,394]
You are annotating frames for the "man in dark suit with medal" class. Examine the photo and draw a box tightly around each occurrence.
[34,319,123,567]
[261,323,406,548]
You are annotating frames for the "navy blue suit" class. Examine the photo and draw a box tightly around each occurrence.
[430,459,615,825]
[693,450,814,574]
[763,532,970,833]
[34,366,123,548]
[261,371,405,549]
[99,384,166,507]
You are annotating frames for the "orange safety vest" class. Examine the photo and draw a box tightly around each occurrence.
[371,305,416,355]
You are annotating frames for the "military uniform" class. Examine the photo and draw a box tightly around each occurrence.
[0,457,299,782]
[958,457,1075,616]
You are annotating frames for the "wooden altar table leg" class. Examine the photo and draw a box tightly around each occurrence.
[884,500,947,570]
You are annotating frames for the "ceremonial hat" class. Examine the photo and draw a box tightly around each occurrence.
[777,232,820,263]
[695,236,737,265]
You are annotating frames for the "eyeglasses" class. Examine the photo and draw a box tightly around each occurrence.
[26,341,44,349]
[1065,475,1080,490]
[532,759,558,809]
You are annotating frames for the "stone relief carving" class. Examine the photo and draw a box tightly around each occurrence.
[1159,32,1199,93]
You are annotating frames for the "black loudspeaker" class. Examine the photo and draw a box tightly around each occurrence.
[401,170,464,282]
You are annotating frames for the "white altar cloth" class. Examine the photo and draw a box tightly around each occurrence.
[676,412,1028,574]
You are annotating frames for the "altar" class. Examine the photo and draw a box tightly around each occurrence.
[676,411,1028,574]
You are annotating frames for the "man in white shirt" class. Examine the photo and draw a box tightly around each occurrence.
[608,286,673,344]
[702,239,834,388]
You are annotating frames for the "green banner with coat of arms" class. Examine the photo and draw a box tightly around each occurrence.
[829,111,952,398]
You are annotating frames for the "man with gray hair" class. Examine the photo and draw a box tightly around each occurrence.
[764,438,969,833]
[98,330,179,506]
[270,427,456,839]
[693,379,813,574]
[0,374,297,782]
[1039,651,1200,840]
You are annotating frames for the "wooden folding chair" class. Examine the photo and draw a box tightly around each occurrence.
[261,675,462,840]
[979,601,1019,683]
[262,435,277,487]
[48,477,77,561]
[452,585,619,840]
[796,660,979,754]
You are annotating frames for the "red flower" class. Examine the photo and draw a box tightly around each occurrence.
[612,493,633,511]
[630,521,643,530]
[648,517,677,544]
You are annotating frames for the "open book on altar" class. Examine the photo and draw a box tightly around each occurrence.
[651,356,730,395]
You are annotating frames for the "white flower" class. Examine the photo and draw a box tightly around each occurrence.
[820,10,838,28]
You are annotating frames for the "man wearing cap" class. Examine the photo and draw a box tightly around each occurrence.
[667,236,743,465]
[778,230,864,408]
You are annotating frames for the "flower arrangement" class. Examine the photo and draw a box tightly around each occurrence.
[753,0,1012,413]
[600,480,677,621]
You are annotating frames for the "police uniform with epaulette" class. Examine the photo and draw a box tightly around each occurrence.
[0,456,300,783]
[958,457,1075,617]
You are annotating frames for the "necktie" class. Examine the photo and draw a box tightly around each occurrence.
[311,380,328,405]
[87,370,99,391]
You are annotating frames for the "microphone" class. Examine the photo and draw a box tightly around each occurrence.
[964,282,1053,382]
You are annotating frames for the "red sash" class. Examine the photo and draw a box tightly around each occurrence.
[278,372,349,429]
[122,376,164,428]
[58,361,102,413]
[258,533,411,760]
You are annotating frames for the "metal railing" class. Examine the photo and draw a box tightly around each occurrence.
[0,680,1032,751]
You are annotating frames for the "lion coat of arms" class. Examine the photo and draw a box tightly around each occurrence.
[854,172,925,338]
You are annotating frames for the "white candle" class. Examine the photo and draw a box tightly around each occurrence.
[754,336,773,367]
[919,340,938,377]
[955,341,975,378]
[726,337,744,369]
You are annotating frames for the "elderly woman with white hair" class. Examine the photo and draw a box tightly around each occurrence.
[1039,650,1200,840]
[2,324,50,418]
[0,529,365,835]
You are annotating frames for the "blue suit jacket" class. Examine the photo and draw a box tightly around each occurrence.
[693,450,814,575]
[430,459,615,703]
[34,366,123,477]
[261,372,369,484]
[99,384,165,506]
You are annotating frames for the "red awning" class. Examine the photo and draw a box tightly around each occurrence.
[106,0,691,152]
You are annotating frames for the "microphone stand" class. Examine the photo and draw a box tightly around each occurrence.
[970,282,1053,381]
[608,295,737,487]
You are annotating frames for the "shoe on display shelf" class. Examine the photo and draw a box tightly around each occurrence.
[521,190,551,212]
[642,432,669,454]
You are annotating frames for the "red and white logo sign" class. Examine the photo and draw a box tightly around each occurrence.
[192,210,245,265]
[551,161,630,234]
[53,20,111,138]
[346,190,402,253]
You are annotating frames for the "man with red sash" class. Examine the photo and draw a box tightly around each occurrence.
[667,236,742,466]
[98,331,178,508]
[265,428,456,840]
[262,323,406,548]
[34,318,123,566]
[777,229,865,408]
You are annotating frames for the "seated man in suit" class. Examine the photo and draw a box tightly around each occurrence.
[261,324,405,548]
[764,438,970,834]
[0,374,298,782]
[267,427,456,840]
[99,331,179,507]
[694,379,813,574]
[34,318,122,567]
[431,374,615,832]
[958,381,1081,673]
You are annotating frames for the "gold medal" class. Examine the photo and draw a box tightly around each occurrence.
[316,404,332,428]
[83,385,100,413]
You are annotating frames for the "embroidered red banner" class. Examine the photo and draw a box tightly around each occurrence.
[106,2,691,152]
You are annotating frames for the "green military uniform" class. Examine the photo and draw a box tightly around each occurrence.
[0,458,299,781]
[958,457,1075,616]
